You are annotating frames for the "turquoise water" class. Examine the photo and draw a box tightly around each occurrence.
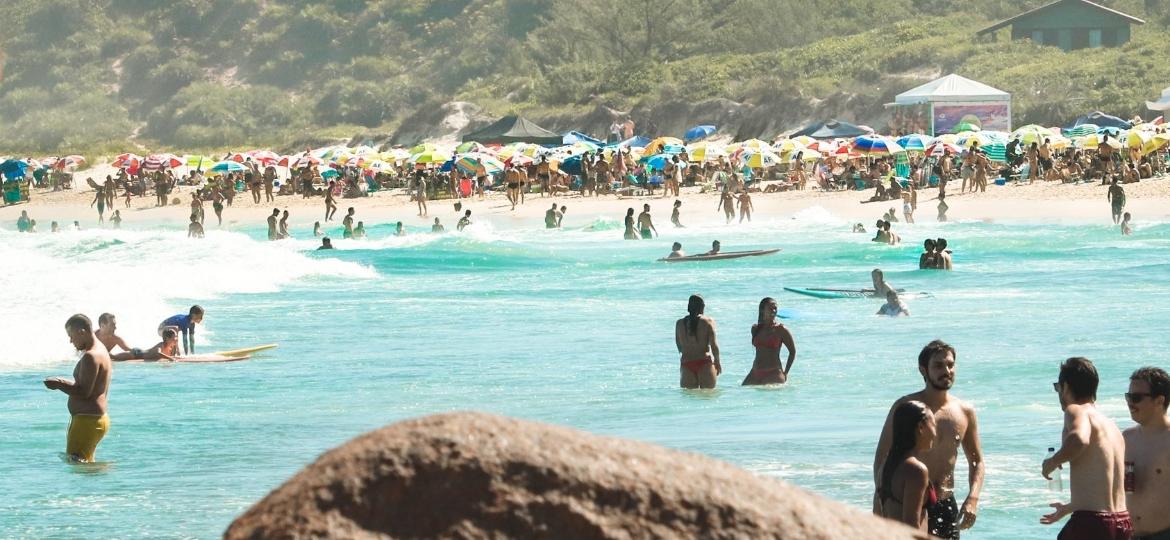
[2,207,1168,539]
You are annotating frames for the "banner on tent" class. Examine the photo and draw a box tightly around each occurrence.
[932,103,1011,134]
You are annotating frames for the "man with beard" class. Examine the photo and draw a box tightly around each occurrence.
[874,340,984,539]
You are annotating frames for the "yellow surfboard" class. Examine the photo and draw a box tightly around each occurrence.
[212,344,278,358]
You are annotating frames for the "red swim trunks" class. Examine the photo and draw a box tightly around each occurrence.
[1059,511,1132,540]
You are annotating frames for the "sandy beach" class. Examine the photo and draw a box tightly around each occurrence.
[5,163,1170,231]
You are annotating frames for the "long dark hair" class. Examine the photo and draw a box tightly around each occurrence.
[752,297,776,338]
[881,401,929,501]
[685,295,705,336]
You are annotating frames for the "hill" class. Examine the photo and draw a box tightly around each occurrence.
[1,0,1168,154]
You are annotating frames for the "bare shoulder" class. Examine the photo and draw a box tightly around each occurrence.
[702,316,716,329]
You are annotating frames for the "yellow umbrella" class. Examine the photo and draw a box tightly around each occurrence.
[792,135,816,147]
[1126,130,1151,149]
[727,138,770,153]
[1141,132,1170,156]
[935,134,960,145]
[772,139,806,154]
[643,137,684,156]
[782,148,822,162]
[686,141,726,162]
[381,148,412,163]
[739,150,780,169]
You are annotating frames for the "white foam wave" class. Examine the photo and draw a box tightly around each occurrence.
[0,228,376,371]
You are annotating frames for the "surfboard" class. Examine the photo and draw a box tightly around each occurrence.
[659,248,780,263]
[212,344,277,358]
[784,287,904,299]
[118,354,251,364]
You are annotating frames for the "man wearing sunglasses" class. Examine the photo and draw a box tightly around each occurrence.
[1041,357,1131,539]
[1123,367,1170,540]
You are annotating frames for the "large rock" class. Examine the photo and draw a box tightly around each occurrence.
[225,412,926,540]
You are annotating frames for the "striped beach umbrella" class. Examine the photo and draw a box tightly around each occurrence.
[248,150,281,165]
[895,134,933,152]
[143,153,183,171]
[113,153,142,168]
[410,149,453,165]
[454,152,504,175]
[924,142,963,157]
[208,160,247,174]
[851,135,905,156]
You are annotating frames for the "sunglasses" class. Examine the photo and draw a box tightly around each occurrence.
[1052,382,1061,393]
[1125,392,1152,404]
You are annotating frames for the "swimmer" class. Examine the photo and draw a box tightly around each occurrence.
[919,239,938,270]
[111,210,122,229]
[96,313,136,358]
[44,314,112,463]
[623,208,638,240]
[853,222,867,233]
[395,221,405,236]
[876,401,936,530]
[873,220,890,244]
[457,209,472,231]
[267,208,280,240]
[668,242,685,258]
[158,305,203,355]
[313,221,322,237]
[432,217,445,233]
[317,237,334,250]
[112,328,179,362]
[342,208,355,238]
[278,210,289,239]
[1121,212,1132,236]
[935,238,953,270]
[637,204,658,239]
[17,210,31,232]
[545,203,559,229]
[742,297,796,385]
[675,295,721,389]
[705,240,721,255]
[51,221,60,233]
[877,290,910,317]
[557,206,566,228]
[353,221,366,239]
[671,200,684,228]
[188,214,205,238]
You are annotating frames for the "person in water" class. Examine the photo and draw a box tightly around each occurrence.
[17,210,31,232]
[111,210,122,229]
[877,290,910,317]
[1121,212,1132,236]
[317,237,334,250]
[313,222,322,237]
[876,400,937,532]
[557,205,566,228]
[737,191,753,223]
[874,340,984,539]
[545,203,559,229]
[671,199,684,227]
[919,239,938,269]
[1122,366,1170,540]
[1042,357,1131,539]
[353,221,366,239]
[742,297,796,385]
[705,240,721,255]
[395,221,405,236]
[44,314,112,463]
[853,222,867,233]
[342,208,355,238]
[1108,178,1126,225]
[937,194,949,222]
[212,189,224,226]
[96,313,137,359]
[432,217,445,233]
[187,214,205,239]
[267,208,280,240]
[623,208,638,240]
[935,238,954,270]
[674,295,721,389]
[718,189,735,224]
[637,204,658,239]
[871,269,895,297]
[112,328,179,362]
[457,210,472,231]
[277,210,290,239]
[51,221,60,233]
[668,242,685,258]
[158,305,203,356]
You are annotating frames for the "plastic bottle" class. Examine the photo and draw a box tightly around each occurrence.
[1046,447,1063,491]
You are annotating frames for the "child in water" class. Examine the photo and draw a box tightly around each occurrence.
[1121,212,1132,235]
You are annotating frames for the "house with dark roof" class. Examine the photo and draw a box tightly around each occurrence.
[976,0,1144,51]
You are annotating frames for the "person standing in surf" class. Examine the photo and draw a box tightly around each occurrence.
[623,208,638,240]
[876,400,936,531]
[742,297,796,385]
[342,207,355,239]
[675,295,721,389]
[937,194,949,222]
[267,208,280,240]
[637,204,658,239]
[277,210,289,239]
[874,340,984,539]
[718,188,735,223]
[545,203,559,229]
[1123,366,1170,540]
[212,189,224,226]
[1108,178,1126,225]
[44,314,112,463]
[324,180,338,221]
[671,200,684,228]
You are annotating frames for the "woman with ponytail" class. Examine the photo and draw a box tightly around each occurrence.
[742,297,796,385]
[674,294,721,389]
[875,400,937,531]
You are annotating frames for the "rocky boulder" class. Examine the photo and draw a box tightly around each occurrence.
[225,412,926,539]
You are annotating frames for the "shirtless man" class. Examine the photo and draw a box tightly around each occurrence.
[1109,178,1126,225]
[936,238,954,270]
[432,217,445,233]
[505,166,521,209]
[668,242,685,258]
[871,269,895,297]
[277,210,289,239]
[545,203,559,229]
[1123,367,1170,540]
[112,328,179,362]
[342,207,355,239]
[675,294,721,389]
[267,208,280,241]
[96,313,137,359]
[874,340,984,539]
[637,204,658,239]
[737,191,753,223]
[1039,138,1053,179]
[44,314,112,462]
[919,239,938,269]
[705,240,721,255]
[1041,357,1131,539]
[415,176,428,216]
[457,209,472,232]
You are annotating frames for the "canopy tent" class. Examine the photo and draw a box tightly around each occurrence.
[1147,87,1170,112]
[461,116,562,145]
[791,119,871,139]
[1066,111,1132,130]
[612,135,651,148]
[889,74,1011,136]
[562,131,603,146]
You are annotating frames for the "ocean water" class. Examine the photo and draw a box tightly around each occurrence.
[2,207,1168,539]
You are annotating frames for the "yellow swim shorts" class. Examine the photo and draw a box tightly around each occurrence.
[66,414,109,462]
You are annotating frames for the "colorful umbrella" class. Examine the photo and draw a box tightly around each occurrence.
[1064,124,1098,138]
[683,125,716,142]
[739,150,780,169]
[686,142,726,162]
[185,155,215,169]
[248,150,281,165]
[113,153,142,168]
[454,152,504,175]
[923,142,963,157]
[1012,125,1054,145]
[455,141,488,154]
[772,139,807,155]
[409,143,440,155]
[143,153,183,171]
[851,135,905,156]
[410,149,453,165]
[208,160,247,174]
[643,137,684,156]
[895,134,933,152]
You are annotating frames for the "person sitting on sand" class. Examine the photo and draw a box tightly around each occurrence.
[877,290,910,317]
[668,242,685,259]
[317,237,333,250]
[919,239,938,270]
[706,240,721,256]
[1121,212,1132,236]
[112,328,179,362]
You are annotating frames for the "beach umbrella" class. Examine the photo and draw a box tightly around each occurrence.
[851,135,905,156]
[113,153,142,168]
[640,153,674,170]
[727,139,771,153]
[351,145,377,156]
[895,134,933,152]
[0,159,28,180]
[643,137,684,156]
[1142,132,1170,155]
[687,141,726,162]
[455,141,488,154]
[380,148,412,163]
[454,152,504,175]
[739,150,780,169]
[923,142,963,157]
[792,135,817,147]
[143,153,183,171]
[185,155,215,169]
[567,141,600,154]
[684,124,716,142]
[1012,125,1054,145]
[58,155,85,170]
[783,148,822,162]
[806,139,839,153]
[409,149,453,165]
[320,168,340,179]
[504,154,534,167]
[1064,124,1098,138]
[208,160,247,175]
[772,139,806,155]
[311,145,350,160]
[362,160,392,171]
[409,142,440,155]
[248,150,281,165]
[293,155,324,168]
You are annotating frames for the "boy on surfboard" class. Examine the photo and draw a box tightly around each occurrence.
[112,329,179,362]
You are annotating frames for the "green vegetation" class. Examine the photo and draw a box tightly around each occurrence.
[2,0,1168,153]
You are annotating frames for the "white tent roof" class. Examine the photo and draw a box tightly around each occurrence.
[1147,86,1170,112]
[894,74,1010,105]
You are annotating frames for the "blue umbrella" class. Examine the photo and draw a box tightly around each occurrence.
[895,134,933,152]
[640,153,672,170]
[209,160,246,174]
[0,159,28,180]
[684,125,716,142]
[559,155,583,176]
[321,168,340,179]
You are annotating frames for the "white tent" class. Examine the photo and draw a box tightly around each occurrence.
[890,74,1012,135]
[1147,87,1170,112]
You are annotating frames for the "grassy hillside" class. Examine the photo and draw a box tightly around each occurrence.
[1,0,1168,154]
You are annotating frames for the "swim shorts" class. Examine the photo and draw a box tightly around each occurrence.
[926,494,960,539]
[130,348,144,359]
[1058,510,1132,540]
[66,414,109,462]
[640,228,652,239]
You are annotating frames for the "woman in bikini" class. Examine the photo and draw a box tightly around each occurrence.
[876,400,937,531]
[742,297,796,386]
[674,295,721,389]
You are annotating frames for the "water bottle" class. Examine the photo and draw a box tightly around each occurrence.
[1046,447,1063,491]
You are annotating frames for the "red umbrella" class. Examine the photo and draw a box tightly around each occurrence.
[924,142,963,157]
[143,153,182,171]
[113,153,142,168]
[248,150,280,165]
